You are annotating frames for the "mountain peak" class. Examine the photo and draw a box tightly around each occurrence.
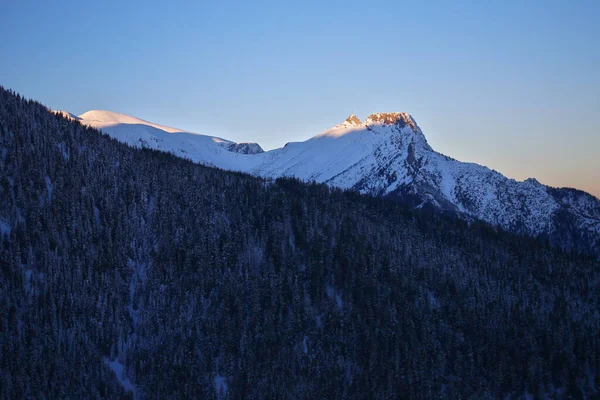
[365,112,417,130]
[344,114,362,126]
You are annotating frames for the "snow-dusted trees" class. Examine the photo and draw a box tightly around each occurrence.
[0,86,599,399]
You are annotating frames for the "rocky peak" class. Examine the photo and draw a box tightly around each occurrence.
[344,114,362,126]
[224,142,264,155]
[365,112,417,130]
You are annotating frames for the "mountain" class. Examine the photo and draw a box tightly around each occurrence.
[53,109,265,169]
[3,87,600,399]
[69,109,600,258]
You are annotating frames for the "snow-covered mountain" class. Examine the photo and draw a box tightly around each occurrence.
[62,110,265,170]
[57,109,600,257]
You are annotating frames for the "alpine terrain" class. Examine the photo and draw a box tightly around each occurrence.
[3,86,600,399]
[62,109,600,258]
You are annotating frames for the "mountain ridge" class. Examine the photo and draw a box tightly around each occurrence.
[4,86,599,398]
[63,108,600,257]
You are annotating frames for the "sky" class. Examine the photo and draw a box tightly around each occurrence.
[1,0,599,197]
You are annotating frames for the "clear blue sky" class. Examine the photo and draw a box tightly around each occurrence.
[2,0,599,196]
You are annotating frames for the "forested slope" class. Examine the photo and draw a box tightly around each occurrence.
[1,87,599,399]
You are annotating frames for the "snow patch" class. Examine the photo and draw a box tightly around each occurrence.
[214,359,228,399]
[57,142,70,161]
[326,283,343,310]
[44,176,53,203]
[104,357,136,395]
[94,206,102,226]
[428,290,440,309]
[0,220,10,237]
[127,258,146,328]
[215,374,228,399]
[23,269,33,294]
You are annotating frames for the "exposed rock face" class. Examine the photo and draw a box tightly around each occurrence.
[365,112,417,130]
[224,142,264,155]
[344,114,362,126]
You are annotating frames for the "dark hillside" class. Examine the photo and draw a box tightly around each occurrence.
[0,87,598,399]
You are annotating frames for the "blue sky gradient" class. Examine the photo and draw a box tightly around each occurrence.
[1,0,598,196]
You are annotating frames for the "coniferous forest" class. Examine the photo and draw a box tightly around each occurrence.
[1,87,599,399]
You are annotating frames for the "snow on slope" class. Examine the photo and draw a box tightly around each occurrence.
[52,110,81,121]
[247,113,575,235]
[66,109,600,256]
[79,110,188,133]
[75,110,264,171]
[252,113,430,189]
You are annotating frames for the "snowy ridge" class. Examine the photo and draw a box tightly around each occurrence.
[74,110,264,169]
[68,109,600,256]
[52,110,81,121]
